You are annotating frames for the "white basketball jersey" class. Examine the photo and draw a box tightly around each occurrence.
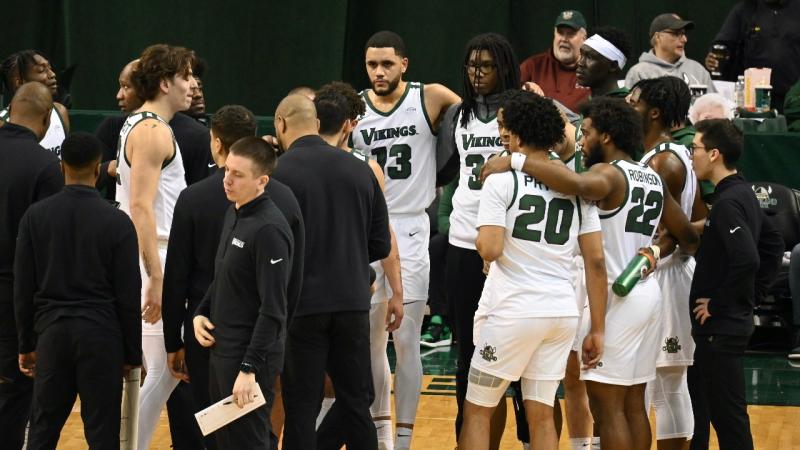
[449,113,504,249]
[116,111,186,241]
[641,141,696,219]
[351,82,437,214]
[598,160,665,284]
[0,107,66,158]
[477,159,601,318]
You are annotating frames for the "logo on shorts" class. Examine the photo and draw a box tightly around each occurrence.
[663,336,682,353]
[479,343,497,362]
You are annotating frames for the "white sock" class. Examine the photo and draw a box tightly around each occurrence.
[569,437,592,449]
[523,443,531,450]
[591,436,601,450]
[315,397,335,430]
[395,427,412,449]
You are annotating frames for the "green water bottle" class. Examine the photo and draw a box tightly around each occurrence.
[612,253,652,297]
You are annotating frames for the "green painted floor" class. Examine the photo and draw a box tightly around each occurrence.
[387,344,800,407]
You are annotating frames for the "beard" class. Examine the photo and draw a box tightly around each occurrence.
[585,141,606,167]
[373,76,401,96]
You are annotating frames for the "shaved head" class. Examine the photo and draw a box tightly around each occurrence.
[274,94,320,151]
[276,94,317,124]
[8,81,53,140]
[10,81,52,117]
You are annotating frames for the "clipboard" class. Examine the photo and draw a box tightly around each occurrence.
[194,382,266,436]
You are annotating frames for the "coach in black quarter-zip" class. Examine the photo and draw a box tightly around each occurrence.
[687,119,783,450]
[193,136,293,449]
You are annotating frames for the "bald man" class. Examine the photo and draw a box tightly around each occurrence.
[272,94,391,450]
[0,81,64,449]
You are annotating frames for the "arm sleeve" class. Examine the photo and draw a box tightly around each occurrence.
[707,199,760,311]
[715,3,745,43]
[161,193,193,353]
[477,173,512,228]
[435,103,461,186]
[243,225,292,373]
[13,212,37,354]
[578,199,602,235]
[195,281,213,319]
[437,178,457,235]
[94,117,120,162]
[367,179,391,262]
[113,218,143,366]
[754,213,784,302]
[286,211,305,325]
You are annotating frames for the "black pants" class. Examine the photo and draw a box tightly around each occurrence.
[209,353,276,449]
[0,281,32,450]
[446,244,487,438]
[688,334,753,450]
[167,311,214,450]
[26,317,124,450]
[282,311,376,450]
[428,232,450,318]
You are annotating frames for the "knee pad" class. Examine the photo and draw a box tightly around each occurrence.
[521,378,559,407]
[465,367,510,407]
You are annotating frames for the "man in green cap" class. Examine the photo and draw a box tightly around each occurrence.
[520,9,590,112]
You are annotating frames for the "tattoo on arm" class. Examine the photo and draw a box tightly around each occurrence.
[142,252,153,277]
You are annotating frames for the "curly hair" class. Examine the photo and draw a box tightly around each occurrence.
[210,105,257,151]
[314,90,349,136]
[500,90,565,149]
[131,44,195,102]
[579,97,643,157]
[590,26,632,62]
[632,76,690,128]
[459,33,520,128]
[316,81,365,120]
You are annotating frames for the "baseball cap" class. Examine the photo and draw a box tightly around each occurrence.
[649,13,695,36]
[554,10,587,30]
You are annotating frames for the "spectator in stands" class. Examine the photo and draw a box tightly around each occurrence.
[519,10,589,112]
[625,13,717,93]
[705,0,800,110]
[689,93,735,125]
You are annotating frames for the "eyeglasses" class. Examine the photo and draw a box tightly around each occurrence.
[688,144,707,154]
[660,29,687,38]
[465,62,497,75]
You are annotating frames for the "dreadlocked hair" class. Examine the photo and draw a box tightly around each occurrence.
[1,50,42,98]
[459,33,520,128]
[632,76,690,128]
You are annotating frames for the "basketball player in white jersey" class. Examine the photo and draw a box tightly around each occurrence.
[1,50,69,157]
[481,97,699,450]
[351,30,460,449]
[433,33,523,446]
[116,44,196,450]
[315,82,405,449]
[629,76,705,450]
[459,91,608,450]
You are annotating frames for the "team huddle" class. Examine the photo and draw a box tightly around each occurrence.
[0,11,785,450]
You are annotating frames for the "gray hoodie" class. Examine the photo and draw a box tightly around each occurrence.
[625,51,717,93]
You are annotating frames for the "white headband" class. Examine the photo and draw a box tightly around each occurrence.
[584,34,627,70]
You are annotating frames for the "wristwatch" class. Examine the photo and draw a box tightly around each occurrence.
[240,362,257,374]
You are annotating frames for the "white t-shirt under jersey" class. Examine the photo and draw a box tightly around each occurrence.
[449,113,504,249]
[115,111,186,241]
[351,82,437,215]
[0,107,66,158]
[477,160,601,319]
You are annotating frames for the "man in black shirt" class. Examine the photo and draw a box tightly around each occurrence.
[273,94,391,450]
[163,105,304,448]
[193,136,293,449]
[0,82,63,449]
[14,133,141,448]
[688,119,783,450]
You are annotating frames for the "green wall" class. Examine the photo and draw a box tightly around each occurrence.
[1,0,738,116]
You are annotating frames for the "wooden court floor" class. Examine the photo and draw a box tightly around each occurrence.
[56,375,800,449]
